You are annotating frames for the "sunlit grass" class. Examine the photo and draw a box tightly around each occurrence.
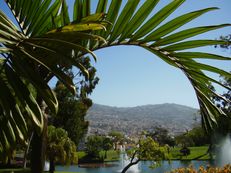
[169,146,210,160]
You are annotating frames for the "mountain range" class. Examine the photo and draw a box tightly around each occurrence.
[86,103,200,136]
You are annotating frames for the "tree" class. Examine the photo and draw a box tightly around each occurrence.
[213,74,231,136]
[108,131,124,150]
[216,34,231,50]
[51,77,97,146]
[101,137,113,159]
[121,136,168,173]
[85,135,103,159]
[0,1,106,172]
[175,126,209,147]
[47,125,76,173]
[148,127,175,146]
[1,1,231,172]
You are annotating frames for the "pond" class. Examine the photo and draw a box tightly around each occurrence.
[56,160,213,173]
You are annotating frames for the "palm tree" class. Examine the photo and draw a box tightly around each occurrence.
[0,0,230,172]
[0,0,106,171]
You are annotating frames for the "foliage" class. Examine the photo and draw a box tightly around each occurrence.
[175,126,210,147]
[85,135,113,160]
[212,73,231,137]
[108,131,124,149]
[216,34,231,50]
[148,127,175,146]
[122,137,168,173]
[77,150,119,162]
[1,0,231,167]
[85,135,103,158]
[47,126,77,173]
[0,0,106,161]
[101,137,113,158]
[169,146,210,160]
[169,164,231,173]
[51,80,94,146]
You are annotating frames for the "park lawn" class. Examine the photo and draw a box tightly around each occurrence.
[77,150,120,162]
[99,150,120,161]
[169,146,210,160]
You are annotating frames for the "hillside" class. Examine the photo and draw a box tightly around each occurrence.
[86,103,200,136]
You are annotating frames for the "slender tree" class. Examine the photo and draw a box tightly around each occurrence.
[121,137,168,173]
[51,80,92,146]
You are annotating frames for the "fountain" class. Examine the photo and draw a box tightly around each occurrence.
[216,134,231,166]
[118,145,140,173]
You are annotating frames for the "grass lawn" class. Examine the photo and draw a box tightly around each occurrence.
[77,150,120,162]
[99,150,120,161]
[169,146,210,160]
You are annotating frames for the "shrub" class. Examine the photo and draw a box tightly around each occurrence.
[169,164,231,173]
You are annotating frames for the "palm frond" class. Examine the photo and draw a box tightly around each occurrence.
[0,0,107,156]
[84,0,231,131]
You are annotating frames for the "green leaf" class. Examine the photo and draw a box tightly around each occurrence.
[43,31,106,44]
[172,52,231,60]
[47,22,106,33]
[0,130,10,151]
[27,37,98,62]
[102,0,122,38]
[131,0,185,41]
[162,40,227,51]
[0,10,20,33]
[96,0,108,13]
[5,65,44,122]
[82,0,90,18]
[144,47,178,68]
[186,69,231,91]
[0,47,12,53]
[80,13,105,23]
[61,0,70,26]
[153,24,231,46]
[179,59,231,78]
[109,0,140,43]
[73,0,83,22]
[144,7,219,42]
[18,47,76,94]
[28,0,61,36]
[119,0,160,42]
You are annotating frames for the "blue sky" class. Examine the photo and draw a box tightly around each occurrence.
[1,0,230,108]
[88,0,231,108]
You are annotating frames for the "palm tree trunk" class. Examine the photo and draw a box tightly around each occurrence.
[23,132,33,168]
[31,113,48,173]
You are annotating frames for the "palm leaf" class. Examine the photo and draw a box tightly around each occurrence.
[0,0,107,156]
[87,0,231,131]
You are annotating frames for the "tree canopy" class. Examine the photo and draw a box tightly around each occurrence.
[47,125,76,173]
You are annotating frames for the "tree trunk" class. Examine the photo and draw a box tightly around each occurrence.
[121,159,140,173]
[49,158,55,173]
[104,150,107,159]
[31,114,48,173]
[23,132,34,168]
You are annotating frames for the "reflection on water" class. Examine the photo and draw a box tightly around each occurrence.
[56,160,212,173]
